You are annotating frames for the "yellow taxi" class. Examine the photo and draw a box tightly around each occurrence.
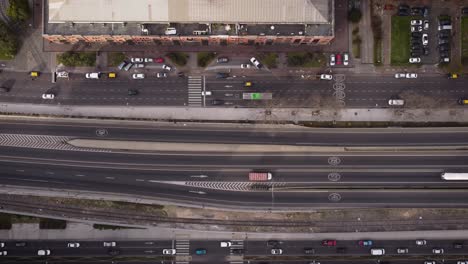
[108,72,116,78]
[30,71,39,77]
[244,81,252,87]
[458,98,468,105]
[448,73,458,79]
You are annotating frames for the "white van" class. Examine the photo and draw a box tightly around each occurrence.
[438,25,452,30]
[388,99,405,106]
[370,248,385,256]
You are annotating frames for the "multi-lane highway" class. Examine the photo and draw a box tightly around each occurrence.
[0,119,468,209]
[0,71,467,107]
[0,239,467,264]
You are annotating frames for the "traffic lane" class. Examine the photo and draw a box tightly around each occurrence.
[1,146,468,168]
[2,120,468,146]
[0,163,461,184]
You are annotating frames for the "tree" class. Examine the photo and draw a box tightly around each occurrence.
[0,22,18,59]
[348,8,362,23]
[7,0,30,22]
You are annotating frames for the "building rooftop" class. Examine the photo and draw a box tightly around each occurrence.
[48,0,330,24]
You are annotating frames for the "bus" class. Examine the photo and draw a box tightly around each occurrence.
[441,172,468,180]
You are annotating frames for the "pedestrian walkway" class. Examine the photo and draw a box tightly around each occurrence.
[187,76,202,107]
[176,239,190,255]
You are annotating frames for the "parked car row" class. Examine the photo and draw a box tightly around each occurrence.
[398,4,429,17]
[117,57,165,71]
[437,17,452,63]
[407,12,430,64]
[329,53,349,66]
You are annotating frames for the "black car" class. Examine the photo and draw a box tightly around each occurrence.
[438,39,450,45]
[267,240,282,247]
[411,51,422,57]
[439,44,449,51]
[423,6,430,17]
[128,89,138,96]
[216,57,229,63]
[211,99,224,105]
[231,248,244,254]
[399,4,410,10]
[462,7,468,16]
[423,47,429,55]
[0,87,10,93]
[15,242,27,247]
[440,51,450,57]
[215,72,229,79]
[411,39,422,45]
[412,32,422,38]
[411,45,422,50]
[304,248,316,254]
[439,19,451,26]
[411,7,423,16]
[398,9,410,16]
[108,249,121,256]
[337,247,347,253]
[453,242,464,249]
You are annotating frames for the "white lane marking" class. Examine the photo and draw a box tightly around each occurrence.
[75,174,85,177]
[105,177,115,180]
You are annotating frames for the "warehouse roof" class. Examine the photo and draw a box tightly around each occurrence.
[48,0,330,24]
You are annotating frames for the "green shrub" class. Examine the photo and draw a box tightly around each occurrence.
[108,52,126,67]
[0,213,12,229]
[39,218,66,229]
[7,0,30,22]
[0,22,18,59]
[57,52,96,67]
[287,52,326,67]
[93,224,133,230]
[258,53,278,68]
[166,52,189,66]
[348,8,362,23]
[197,52,216,67]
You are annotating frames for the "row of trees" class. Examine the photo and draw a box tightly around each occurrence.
[0,0,30,59]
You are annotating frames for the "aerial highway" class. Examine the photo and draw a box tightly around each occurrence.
[0,72,467,107]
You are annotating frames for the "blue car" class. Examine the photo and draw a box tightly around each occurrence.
[195,248,207,255]
[358,240,373,247]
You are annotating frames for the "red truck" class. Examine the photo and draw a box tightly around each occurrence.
[249,172,273,181]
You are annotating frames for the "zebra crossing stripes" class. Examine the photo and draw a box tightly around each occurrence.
[176,239,190,255]
[0,134,110,152]
[188,76,202,106]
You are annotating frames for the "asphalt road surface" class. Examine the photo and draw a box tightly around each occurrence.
[0,72,467,107]
[2,119,468,146]
[0,239,467,264]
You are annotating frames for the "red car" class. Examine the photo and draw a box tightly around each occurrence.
[322,240,337,246]
[155,57,165,63]
[336,54,342,65]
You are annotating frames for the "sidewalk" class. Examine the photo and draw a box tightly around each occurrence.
[0,103,467,122]
[3,222,468,240]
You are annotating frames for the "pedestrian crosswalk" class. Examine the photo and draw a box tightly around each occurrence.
[176,239,190,256]
[188,76,202,107]
[228,240,245,264]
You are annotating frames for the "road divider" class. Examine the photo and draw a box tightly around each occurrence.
[68,139,468,153]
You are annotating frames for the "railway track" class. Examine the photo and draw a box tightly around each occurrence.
[1,197,468,231]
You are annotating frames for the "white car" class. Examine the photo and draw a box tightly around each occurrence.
[132,73,145,79]
[130,58,143,63]
[397,248,408,254]
[406,73,418,78]
[330,54,336,66]
[0,242,4,248]
[411,26,423,32]
[37,249,51,256]
[201,91,212,96]
[241,63,251,69]
[394,73,406,78]
[163,249,176,255]
[409,57,421,63]
[67,242,80,248]
[425,262,435,264]
[162,64,172,71]
[432,248,444,254]
[457,261,468,264]
[320,74,333,80]
[42,93,55,99]
[103,242,116,247]
[423,20,429,30]
[156,72,167,78]
[416,239,427,246]
[271,248,283,255]
[411,20,423,26]
[422,34,428,45]
[85,72,100,79]
[343,53,349,66]
[250,57,262,68]
[144,58,153,63]
[134,63,145,68]
[0,251,7,256]
[220,241,232,247]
